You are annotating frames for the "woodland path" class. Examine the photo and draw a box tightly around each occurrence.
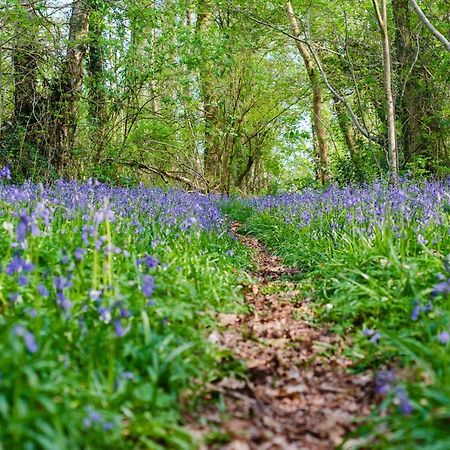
[189,224,373,450]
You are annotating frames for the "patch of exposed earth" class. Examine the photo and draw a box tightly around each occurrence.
[187,224,373,450]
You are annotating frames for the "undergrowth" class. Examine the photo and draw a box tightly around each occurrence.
[221,181,450,449]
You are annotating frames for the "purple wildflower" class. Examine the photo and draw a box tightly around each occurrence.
[98,307,112,323]
[102,422,114,431]
[122,371,135,380]
[53,276,72,291]
[119,307,131,319]
[137,254,158,269]
[0,165,11,180]
[13,325,38,353]
[437,331,449,345]
[411,301,420,321]
[396,387,414,415]
[8,292,19,303]
[370,332,382,344]
[432,279,450,297]
[74,247,87,261]
[113,320,130,337]
[56,292,73,312]
[142,275,156,298]
[89,289,102,302]
[5,258,21,275]
[16,213,31,243]
[83,410,103,429]
[18,275,28,286]
[375,370,396,395]
[37,284,49,298]
[26,308,37,318]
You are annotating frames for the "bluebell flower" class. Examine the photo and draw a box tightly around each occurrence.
[26,308,37,318]
[370,332,382,344]
[113,320,130,337]
[432,279,450,297]
[0,165,11,180]
[102,422,114,431]
[16,213,31,243]
[437,331,449,344]
[119,307,131,319]
[13,325,38,353]
[8,292,19,303]
[18,275,28,286]
[98,307,112,323]
[6,256,33,275]
[396,387,414,415]
[122,371,135,380]
[56,292,72,312]
[89,289,102,302]
[142,275,155,298]
[375,370,396,395]
[137,254,158,269]
[53,276,72,291]
[83,410,103,429]
[411,301,420,321]
[37,284,49,298]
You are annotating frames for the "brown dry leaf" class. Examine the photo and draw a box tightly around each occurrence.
[186,223,372,449]
[219,313,240,326]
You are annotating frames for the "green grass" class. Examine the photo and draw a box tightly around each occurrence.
[222,196,450,449]
[0,191,252,450]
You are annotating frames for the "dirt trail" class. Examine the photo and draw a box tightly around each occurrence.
[190,224,372,450]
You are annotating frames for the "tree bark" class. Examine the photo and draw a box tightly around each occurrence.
[285,2,329,185]
[373,0,399,184]
[49,0,90,172]
[392,0,424,163]
[197,0,222,189]
[334,98,358,166]
[13,2,39,136]
[88,2,107,163]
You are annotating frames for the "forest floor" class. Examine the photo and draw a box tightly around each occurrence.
[189,223,373,449]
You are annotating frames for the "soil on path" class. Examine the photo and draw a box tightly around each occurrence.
[189,224,373,450]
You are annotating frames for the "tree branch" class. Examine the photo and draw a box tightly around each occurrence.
[410,0,450,52]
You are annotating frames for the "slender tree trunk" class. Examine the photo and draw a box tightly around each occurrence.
[373,0,399,184]
[334,99,358,166]
[88,2,107,163]
[149,26,159,115]
[49,0,90,172]
[285,2,329,185]
[197,0,221,190]
[392,0,422,162]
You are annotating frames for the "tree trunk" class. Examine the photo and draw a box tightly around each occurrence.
[334,99,358,166]
[285,2,329,185]
[49,0,90,173]
[373,0,399,184]
[88,2,107,163]
[392,0,422,163]
[13,2,40,141]
[197,0,222,189]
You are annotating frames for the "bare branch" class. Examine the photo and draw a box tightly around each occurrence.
[410,0,450,52]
